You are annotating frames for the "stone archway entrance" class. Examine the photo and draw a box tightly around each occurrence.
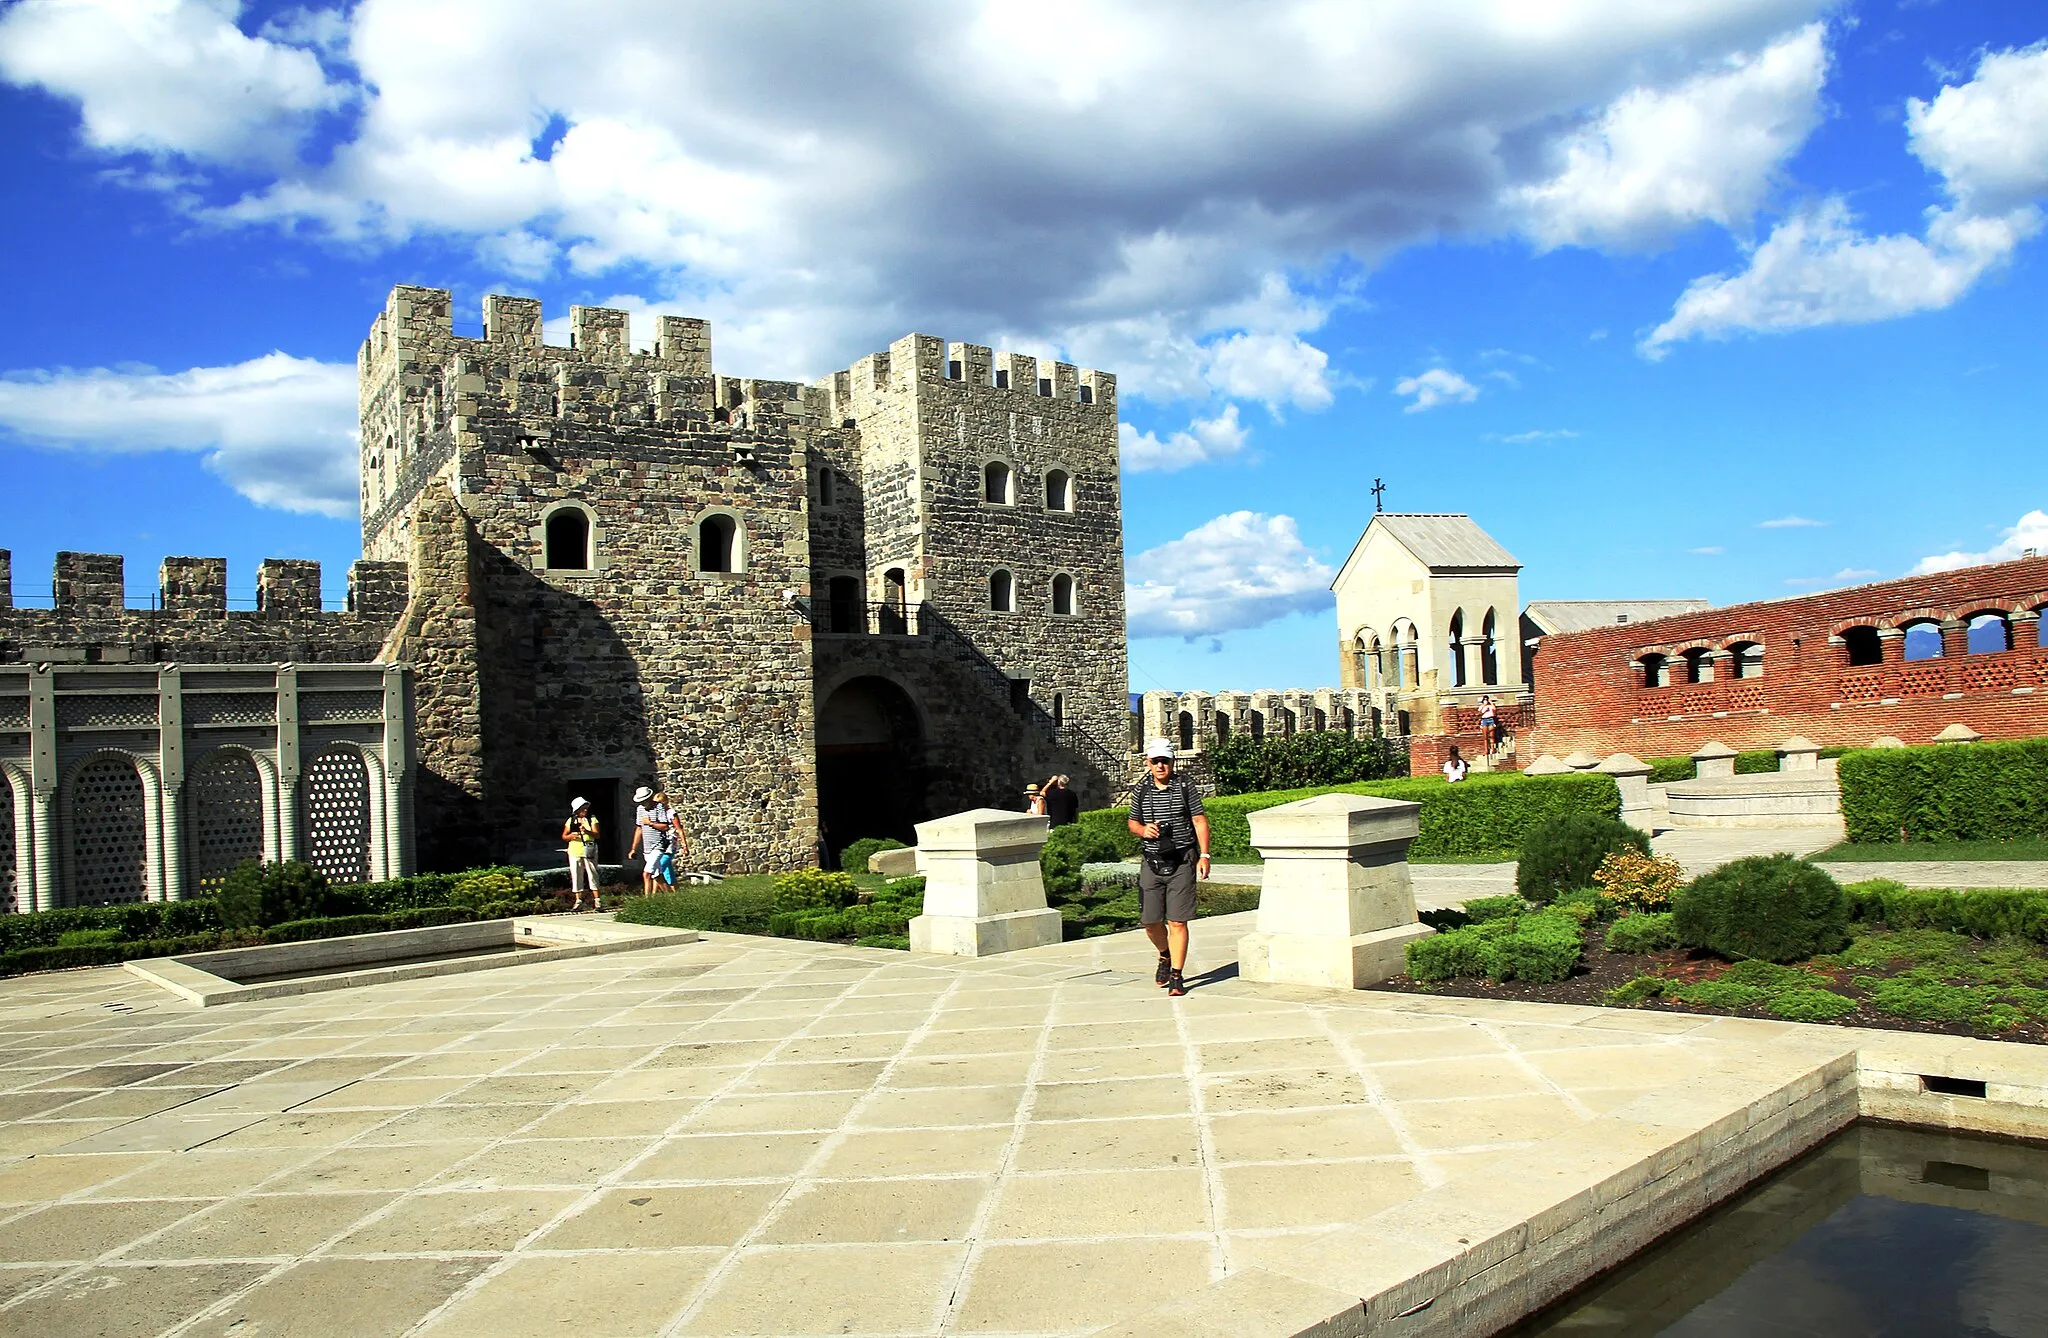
[816,676,926,866]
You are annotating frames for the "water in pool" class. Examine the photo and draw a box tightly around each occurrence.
[1504,1124,2048,1337]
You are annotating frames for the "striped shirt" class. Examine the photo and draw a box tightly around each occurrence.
[1129,775,1204,856]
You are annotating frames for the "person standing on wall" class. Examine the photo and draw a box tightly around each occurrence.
[1478,696,1498,754]
[1128,738,1210,998]
[1042,774,1080,827]
[563,798,601,911]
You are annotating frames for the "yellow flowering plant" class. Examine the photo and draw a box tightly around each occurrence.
[1591,848,1683,914]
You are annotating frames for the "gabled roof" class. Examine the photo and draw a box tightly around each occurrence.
[1334,514,1520,587]
[1522,599,1713,636]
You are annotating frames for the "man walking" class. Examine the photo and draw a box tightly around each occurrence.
[1128,738,1210,997]
[1041,774,1080,827]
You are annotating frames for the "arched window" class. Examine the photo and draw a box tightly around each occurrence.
[1842,626,1883,666]
[2037,605,2048,648]
[1050,573,1075,616]
[1682,648,1713,684]
[989,569,1014,612]
[1640,654,1669,688]
[1965,611,2012,654]
[827,576,861,633]
[1903,620,1944,661]
[1178,710,1195,752]
[698,514,740,573]
[1448,610,1467,688]
[983,461,1012,504]
[1729,641,1764,679]
[1481,609,1499,685]
[1215,713,1231,742]
[544,508,591,570]
[1045,469,1072,511]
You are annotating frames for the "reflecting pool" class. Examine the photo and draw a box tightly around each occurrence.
[1504,1124,2048,1337]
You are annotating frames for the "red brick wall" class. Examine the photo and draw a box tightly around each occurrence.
[1526,555,2048,760]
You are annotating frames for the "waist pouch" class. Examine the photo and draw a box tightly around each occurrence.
[1145,848,1191,878]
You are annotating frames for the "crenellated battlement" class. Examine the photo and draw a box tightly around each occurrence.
[0,548,408,665]
[360,286,716,378]
[813,332,1117,426]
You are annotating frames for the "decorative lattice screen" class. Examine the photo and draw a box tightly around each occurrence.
[187,750,265,895]
[68,755,147,904]
[184,693,275,726]
[303,748,370,886]
[0,783,15,913]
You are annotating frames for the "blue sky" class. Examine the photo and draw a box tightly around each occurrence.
[0,1,2042,694]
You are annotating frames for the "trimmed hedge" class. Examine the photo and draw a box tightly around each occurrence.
[1843,879,2048,942]
[0,932,227,976]
[1210,731,1407,796]
[1838,738,2048,844]
[1647,747,1848,784]
[616,885,777,934]
[836,837,907,874]
[0,900,225,953]
[1078,772,1619,864]
[1406,908,1583,985]
[1673,854,1850,963]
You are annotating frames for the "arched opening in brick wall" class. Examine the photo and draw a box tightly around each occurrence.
[817,676,927,863]
[1842,626,1883,666]
[1965,610,2012,653]
[1903,620,1945,661]
[1639,653,1669,688]
[2036,604,2048,648]
[1448,609,1467,688]
[1729,641,1764,679]
[544,508,591,570]
[1682,648,1713,684]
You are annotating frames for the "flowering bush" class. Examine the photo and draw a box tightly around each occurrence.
[1592,848,1683,914]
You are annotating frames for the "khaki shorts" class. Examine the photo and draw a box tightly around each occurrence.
[1138,850,1198,925]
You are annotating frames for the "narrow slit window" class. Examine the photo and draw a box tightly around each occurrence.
[990,569,1014,612]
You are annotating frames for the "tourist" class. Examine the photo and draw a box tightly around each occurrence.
[1128,738,1210,998]
[1443,745,1469,783]
[628,785,678,895]
[563,798,601,911]
[1041,774,1080,826]
[1479,696,1498,753]
[1023,782,1045,816]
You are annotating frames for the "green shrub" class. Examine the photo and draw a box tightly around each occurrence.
[855,934,910,951]
[1200,884,1261,917]
[616,885,776,934]
[1838,737,2048,844]
[1081,772,1619,865]
[216,860,332,929]
[1515,814,1650,905]
[1461,895,1528,923]
[1663,980,1771,1010]
[836,837,908,873]
[1646,756,1696,783]
[1843,880,2048,943]
[1550,887,1610,926]
[1488,910,1584,984]
[1043,824,1125,905]
[264,915,392,943]
[1406,924,1502,982]
[0,933,224,977]
[1210,731,1408,795]
[1605,912,1678,955]
[0,901,223,953]
[449,867,533,907]
[381,907,478,930]
[56,928,123,948]
[1673,855,1850,963]
[1765,987,1859,1021]
[1718,960,1812,989]
[771,870,860,912]
[1604,976,1668,1005]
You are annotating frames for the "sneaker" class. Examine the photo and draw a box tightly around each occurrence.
[1166,970,1188,997]
[1155,953,1172,987]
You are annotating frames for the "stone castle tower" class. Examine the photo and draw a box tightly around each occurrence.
[359,285,1128,872]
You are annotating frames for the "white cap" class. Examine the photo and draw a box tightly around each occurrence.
[633,786,654,803]
[1144,737,1175,760]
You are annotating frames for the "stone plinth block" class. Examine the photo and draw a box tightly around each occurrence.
[1522,754,1571,776]
[1238,794,1432,991]
[1692,740,1737,779]
[1561,750,1602,770]
[868,846,917,877]
[908,808,1060,958]
[1777,735,1821,772]
[1596,752,1654,829]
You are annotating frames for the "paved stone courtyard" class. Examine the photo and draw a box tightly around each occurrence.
[0,916,1862,1338]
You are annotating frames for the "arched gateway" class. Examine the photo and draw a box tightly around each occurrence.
[815,675,927,866]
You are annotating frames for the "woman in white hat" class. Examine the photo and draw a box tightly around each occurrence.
[628,785,679,895]
[562,798,601,910]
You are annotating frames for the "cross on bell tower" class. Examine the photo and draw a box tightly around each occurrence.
[1370,477,1386,514]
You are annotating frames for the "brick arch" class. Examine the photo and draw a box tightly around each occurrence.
[1831,616,1886,638]
[1889,606,1951,631]
[2009,592,2048,616]
[1715,632,1765,652]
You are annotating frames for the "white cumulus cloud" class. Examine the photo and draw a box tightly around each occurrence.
[0,354,358,516]
[1645,41,2048,356]
[1127,512,1335,639]
[1910,509,2048,575]
[1119,405,1249,474]
[0,0,346,163]
[1394,368,1479,413]
[1757,515,1826,528]
[1514,24,1827,251]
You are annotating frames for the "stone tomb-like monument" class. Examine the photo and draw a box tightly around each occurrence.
[1238,793,1433,990]
[908,809,1063,957]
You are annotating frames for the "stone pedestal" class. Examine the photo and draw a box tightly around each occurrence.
[909,809,1061,957]
[1776,735,1821,772]
[1238,794,1432,990]
[1596,752,1654,830]
[1692,740,1737,779]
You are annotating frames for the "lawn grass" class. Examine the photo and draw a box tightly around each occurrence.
[1410,851,1519,865]
[1812,838,2048,863]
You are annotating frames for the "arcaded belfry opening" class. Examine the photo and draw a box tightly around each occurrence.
[816,676,927,864]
